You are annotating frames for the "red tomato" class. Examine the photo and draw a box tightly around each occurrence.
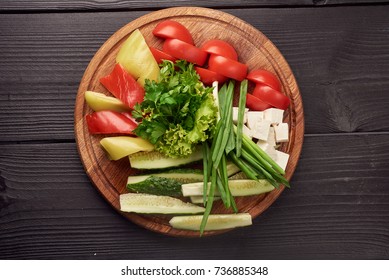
[201,39,238,60]
[153,20,194,45]
[208,54,248,81]
[86,111,138,135]
[163,39,208,66]
[253,84,290,110]
[149,47,175,64]
[195,66,228,85]
[246,93,273,111]
[247,69,281,92]
[100,63,144,109]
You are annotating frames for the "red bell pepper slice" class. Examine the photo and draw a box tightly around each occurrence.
[100,63,144,109]
[86,111,138,135]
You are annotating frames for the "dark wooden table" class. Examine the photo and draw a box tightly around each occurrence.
[1,0,389,260]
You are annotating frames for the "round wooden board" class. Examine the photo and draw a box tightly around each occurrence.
[74,7,304,237]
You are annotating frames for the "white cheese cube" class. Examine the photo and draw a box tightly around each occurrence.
[257,127,276,148]
[242,124,252,139]
[267,146,278,162]
[267,126,276,147]
[256,141,277,161]
[256,140,267,150]
[251,119,272,141]
[275,150,290,171]
[264,108,284,125]
[247,111,264,129]
[274,123,289,143]
[232,107,248,124]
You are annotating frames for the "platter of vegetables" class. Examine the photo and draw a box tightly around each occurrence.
[74,7,304,237]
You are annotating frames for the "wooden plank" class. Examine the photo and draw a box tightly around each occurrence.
[0,0,387,12]
[1,6,389,142]
[1,134,388,259]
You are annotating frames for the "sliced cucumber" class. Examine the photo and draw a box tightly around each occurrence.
[182,179,275,197]
[169,213,252,231]
[189,196,221,204]
[228,171,248,180]
[127,169,203,185]
[226,161,240,177]
[120,193,205,214]
[129,146,203,169]
[126,169,204,196]
[127,176,182,196]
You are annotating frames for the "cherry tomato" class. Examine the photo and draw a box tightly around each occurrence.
[194,66,228,85]
[153,20,194,45]
[247,69,281,91]
[149,47,175,64]
[253,84,290,110]
[100,63,145,109]
[246,93,273,111]
[201,39,238,60]
[163,39,208,66]
[86,111,138,135]
[208,54,248,81]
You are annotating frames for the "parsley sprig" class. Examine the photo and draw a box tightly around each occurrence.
[133,60,216,158]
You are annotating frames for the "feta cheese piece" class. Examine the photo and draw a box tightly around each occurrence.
[256,139,267,150]
[251,119,271,141]
[264,108,284,125]
[232,107,248,124]
[275,150,290,171]
[267,126,276,147]
[256,141,277,161]
[242,124,252,139]
[246,111,264,130]
[274,123,289,143]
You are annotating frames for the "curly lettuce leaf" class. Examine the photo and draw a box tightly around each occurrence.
[133,60,217,158]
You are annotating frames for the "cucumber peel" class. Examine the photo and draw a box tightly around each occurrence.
[127,176,183,197]
[129,147,203,169]
[126,169,204,196]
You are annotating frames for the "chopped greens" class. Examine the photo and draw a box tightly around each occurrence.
[133,60,218,158]
[200,80,290,234]
[236,79,248,157]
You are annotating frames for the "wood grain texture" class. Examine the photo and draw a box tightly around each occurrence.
[1,2,389,259]
[0,0,387,11]
[74,7,303,237]
[1,6,389,142]
[1,134,388,259]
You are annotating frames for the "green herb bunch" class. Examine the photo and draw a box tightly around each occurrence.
[133,60,218,158]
